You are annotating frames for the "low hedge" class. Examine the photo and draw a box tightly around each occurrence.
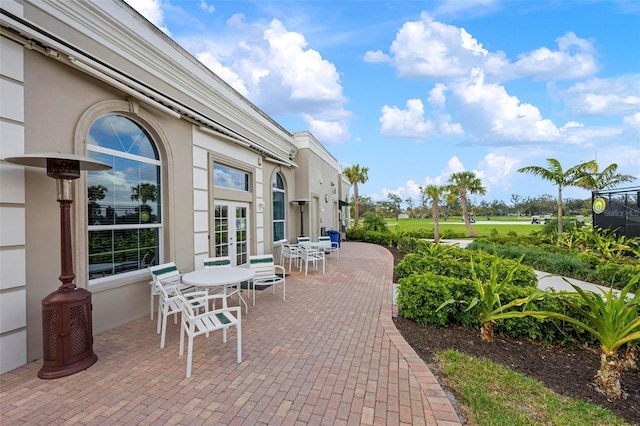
[394,252,538,288]
[595,262,640,291]
[396,271,595,346]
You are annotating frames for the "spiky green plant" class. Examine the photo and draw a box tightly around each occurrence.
[534,273,640,399]
[418,239,459,257]
[438,253,547,342]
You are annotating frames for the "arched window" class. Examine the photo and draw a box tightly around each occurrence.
[86,114,161,280]
[272,172,286,241]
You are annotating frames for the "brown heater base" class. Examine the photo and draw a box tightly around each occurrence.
[38,287,98,379]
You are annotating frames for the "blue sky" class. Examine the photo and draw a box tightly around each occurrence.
[124,0,639,205]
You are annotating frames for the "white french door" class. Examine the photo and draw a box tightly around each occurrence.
[212,201,250,266]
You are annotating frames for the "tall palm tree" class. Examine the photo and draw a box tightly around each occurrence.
[575,162,635,193]
[448,171,486,237]
[343,164,369,227]
[518,159,596,234]
[130,183,157,204]
[423,184,449,241]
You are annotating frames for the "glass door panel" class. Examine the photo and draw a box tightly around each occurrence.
[213,201,249,266]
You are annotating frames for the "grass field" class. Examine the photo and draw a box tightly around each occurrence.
[384,216,588,238]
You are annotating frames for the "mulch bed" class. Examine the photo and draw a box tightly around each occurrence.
[388,246,640,425]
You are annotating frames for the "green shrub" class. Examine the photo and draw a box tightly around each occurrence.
[394,251,537,288]
[396,272,454,325]
[362,214,390,232]
[395,235,434,253]
[494,286,595,345]
[547,255,593,280]
[346,228,397,246]
[595,262,640,290]
[575,251,602,268]
[396,266,598,346]
[394,254,433,280]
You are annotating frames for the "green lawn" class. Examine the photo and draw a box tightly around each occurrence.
[385,216,545,238]
[438,350,630,425]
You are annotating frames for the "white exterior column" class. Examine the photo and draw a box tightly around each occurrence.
[0,2,28,373]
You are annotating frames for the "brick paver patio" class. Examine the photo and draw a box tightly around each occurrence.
[0,242,461,425]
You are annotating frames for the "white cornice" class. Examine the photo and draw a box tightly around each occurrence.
[11,0,297,162]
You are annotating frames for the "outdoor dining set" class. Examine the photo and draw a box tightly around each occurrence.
[147,236,340,378]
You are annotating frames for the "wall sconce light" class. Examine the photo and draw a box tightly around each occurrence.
[257,157,262,166]
[319,178,323,185]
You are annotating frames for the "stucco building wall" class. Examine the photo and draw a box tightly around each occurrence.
[0,0,349,373]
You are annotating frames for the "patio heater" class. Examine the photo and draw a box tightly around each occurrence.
[291,199,309,237]
[2,152,111,379]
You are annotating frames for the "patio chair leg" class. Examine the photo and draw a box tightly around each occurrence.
[160,312,168,348]
[237,314,242,363]
[186,335,194,378]
[150,293,154,320]
[179,323,185,356]
[157,306,162,334]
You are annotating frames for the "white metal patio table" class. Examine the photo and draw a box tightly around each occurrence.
[182,267,254,314]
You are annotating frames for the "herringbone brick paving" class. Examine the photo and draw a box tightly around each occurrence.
[0,242,461,425]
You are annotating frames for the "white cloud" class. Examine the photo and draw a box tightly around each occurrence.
[183,17,351,143]
[427,83,448,109]
[561,76,640,115]
[379,14,598,83]
[124,0,171,35]
[379,156,466,202]
[379,98,463,140]
[196,52,249,96]
[199,0,215,13]
[476,152,519,191]
[389,12,487,79]
[560,123,623,146]
[623,112,640,132]
[503,32,597,81]
[452,68,561,142]
[305,115,351,143]
[363,50,389,63]
[380,99,434,138]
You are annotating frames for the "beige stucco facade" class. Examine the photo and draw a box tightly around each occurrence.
[0,0,350,374]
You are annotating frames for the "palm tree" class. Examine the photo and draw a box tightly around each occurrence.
[423,184,449,241]
[88,184,108,219]
[130,183,157,204]
[575,162,635,192]
[448,171,486,237]
[518,159,596,234]
[343,164,369,227]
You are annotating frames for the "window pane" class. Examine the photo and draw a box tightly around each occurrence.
[87,114,162,281]
[273,222,284,241]
[88,229,159,280]
[213,164,249,191]
[273,190,285,220]
[273,173,284,189]
[88,115,158,160]
[272,172,286,242]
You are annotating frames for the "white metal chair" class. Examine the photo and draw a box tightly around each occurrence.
[297,236,311,246]
[203,256,245,312]
[177,290,241,378]
[318,236,339,259]
[156,280,205,349]
[280,242,301,272]
[299,245,326,275]
[148,262,193,320]
[248,254,286,306]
